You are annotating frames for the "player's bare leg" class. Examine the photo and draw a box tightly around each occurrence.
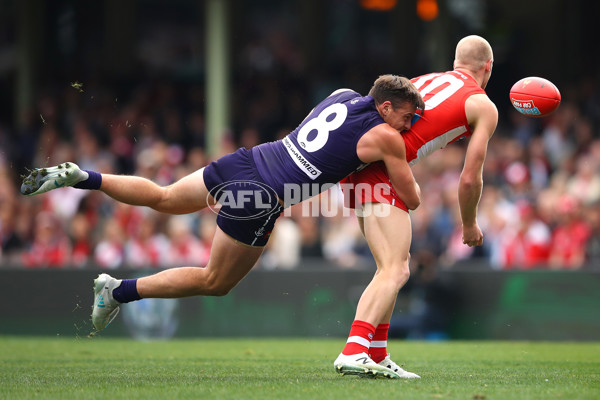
[353,203,411,327]
[334,203,419,379]
[92,226,264,330]
[100,167,214,214]
[88,166,265,330]
[21,161,214,215]
[136,227,264,297]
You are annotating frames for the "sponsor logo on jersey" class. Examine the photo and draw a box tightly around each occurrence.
[283,137,323,179]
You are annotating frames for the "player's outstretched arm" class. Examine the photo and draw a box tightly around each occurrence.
[459,94,498,246]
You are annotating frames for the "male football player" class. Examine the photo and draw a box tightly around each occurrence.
[334,35,498,378]
[22,75,424,379]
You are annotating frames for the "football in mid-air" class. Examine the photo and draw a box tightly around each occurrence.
[509,77,561,117]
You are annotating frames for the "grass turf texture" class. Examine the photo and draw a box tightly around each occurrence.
[1,338,598,400]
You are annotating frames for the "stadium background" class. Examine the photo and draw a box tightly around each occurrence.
[0,0,599,340]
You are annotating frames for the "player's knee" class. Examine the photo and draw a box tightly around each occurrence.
[147,185,172,213]
[204,274,234,296]
[207,285,232,297]
[391,261,411,288]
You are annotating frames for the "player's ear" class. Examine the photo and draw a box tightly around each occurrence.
[379,100,392,116]
[384,101,391,114]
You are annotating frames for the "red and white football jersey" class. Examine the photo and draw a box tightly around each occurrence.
[342,70,487,210]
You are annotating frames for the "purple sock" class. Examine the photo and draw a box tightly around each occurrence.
[112,279,141,303]
[73,170,102,190]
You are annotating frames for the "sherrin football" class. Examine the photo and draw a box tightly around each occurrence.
[510,77,561,117]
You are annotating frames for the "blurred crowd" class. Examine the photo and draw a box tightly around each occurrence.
[1,12,600,271]
[1,74,599,271]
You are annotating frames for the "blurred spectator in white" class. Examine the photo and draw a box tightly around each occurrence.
[94,217,126,269]
[165,215,204,267]
[478,186,516,269]
[261,216,301,270]
[46,186,87,222]
[440,207,475,267]
[320,187,365,268]
[567,155,600,206]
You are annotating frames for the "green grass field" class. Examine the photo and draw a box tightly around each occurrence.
[1,337,598,400]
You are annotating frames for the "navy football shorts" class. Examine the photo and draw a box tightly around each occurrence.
[203,147,283,247]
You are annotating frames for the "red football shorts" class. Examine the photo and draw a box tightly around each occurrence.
[341,161,409,213]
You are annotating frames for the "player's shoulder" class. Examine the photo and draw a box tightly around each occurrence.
[466,93,498,114]
[465,93,498,128]
[328,88,357,97]
[325,88,362,104]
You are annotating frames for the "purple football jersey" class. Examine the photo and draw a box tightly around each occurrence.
[252,90,384,203]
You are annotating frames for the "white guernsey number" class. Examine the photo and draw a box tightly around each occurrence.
[409,73,470,165]
[297,103,348,152]
[412,73,464,110]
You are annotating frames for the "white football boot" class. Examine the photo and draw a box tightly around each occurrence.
[378,354,421,379]
[334,352,402,379]
[91,273,122,331]
[20,162,88,196]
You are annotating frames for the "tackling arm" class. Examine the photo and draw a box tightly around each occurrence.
[356,124,421,210]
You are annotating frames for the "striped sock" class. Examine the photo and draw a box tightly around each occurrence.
[369,323,390,363]
[342,320,375,355]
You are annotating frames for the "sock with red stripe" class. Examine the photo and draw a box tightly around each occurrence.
[369,323,390,363]
[342,320,376,355]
